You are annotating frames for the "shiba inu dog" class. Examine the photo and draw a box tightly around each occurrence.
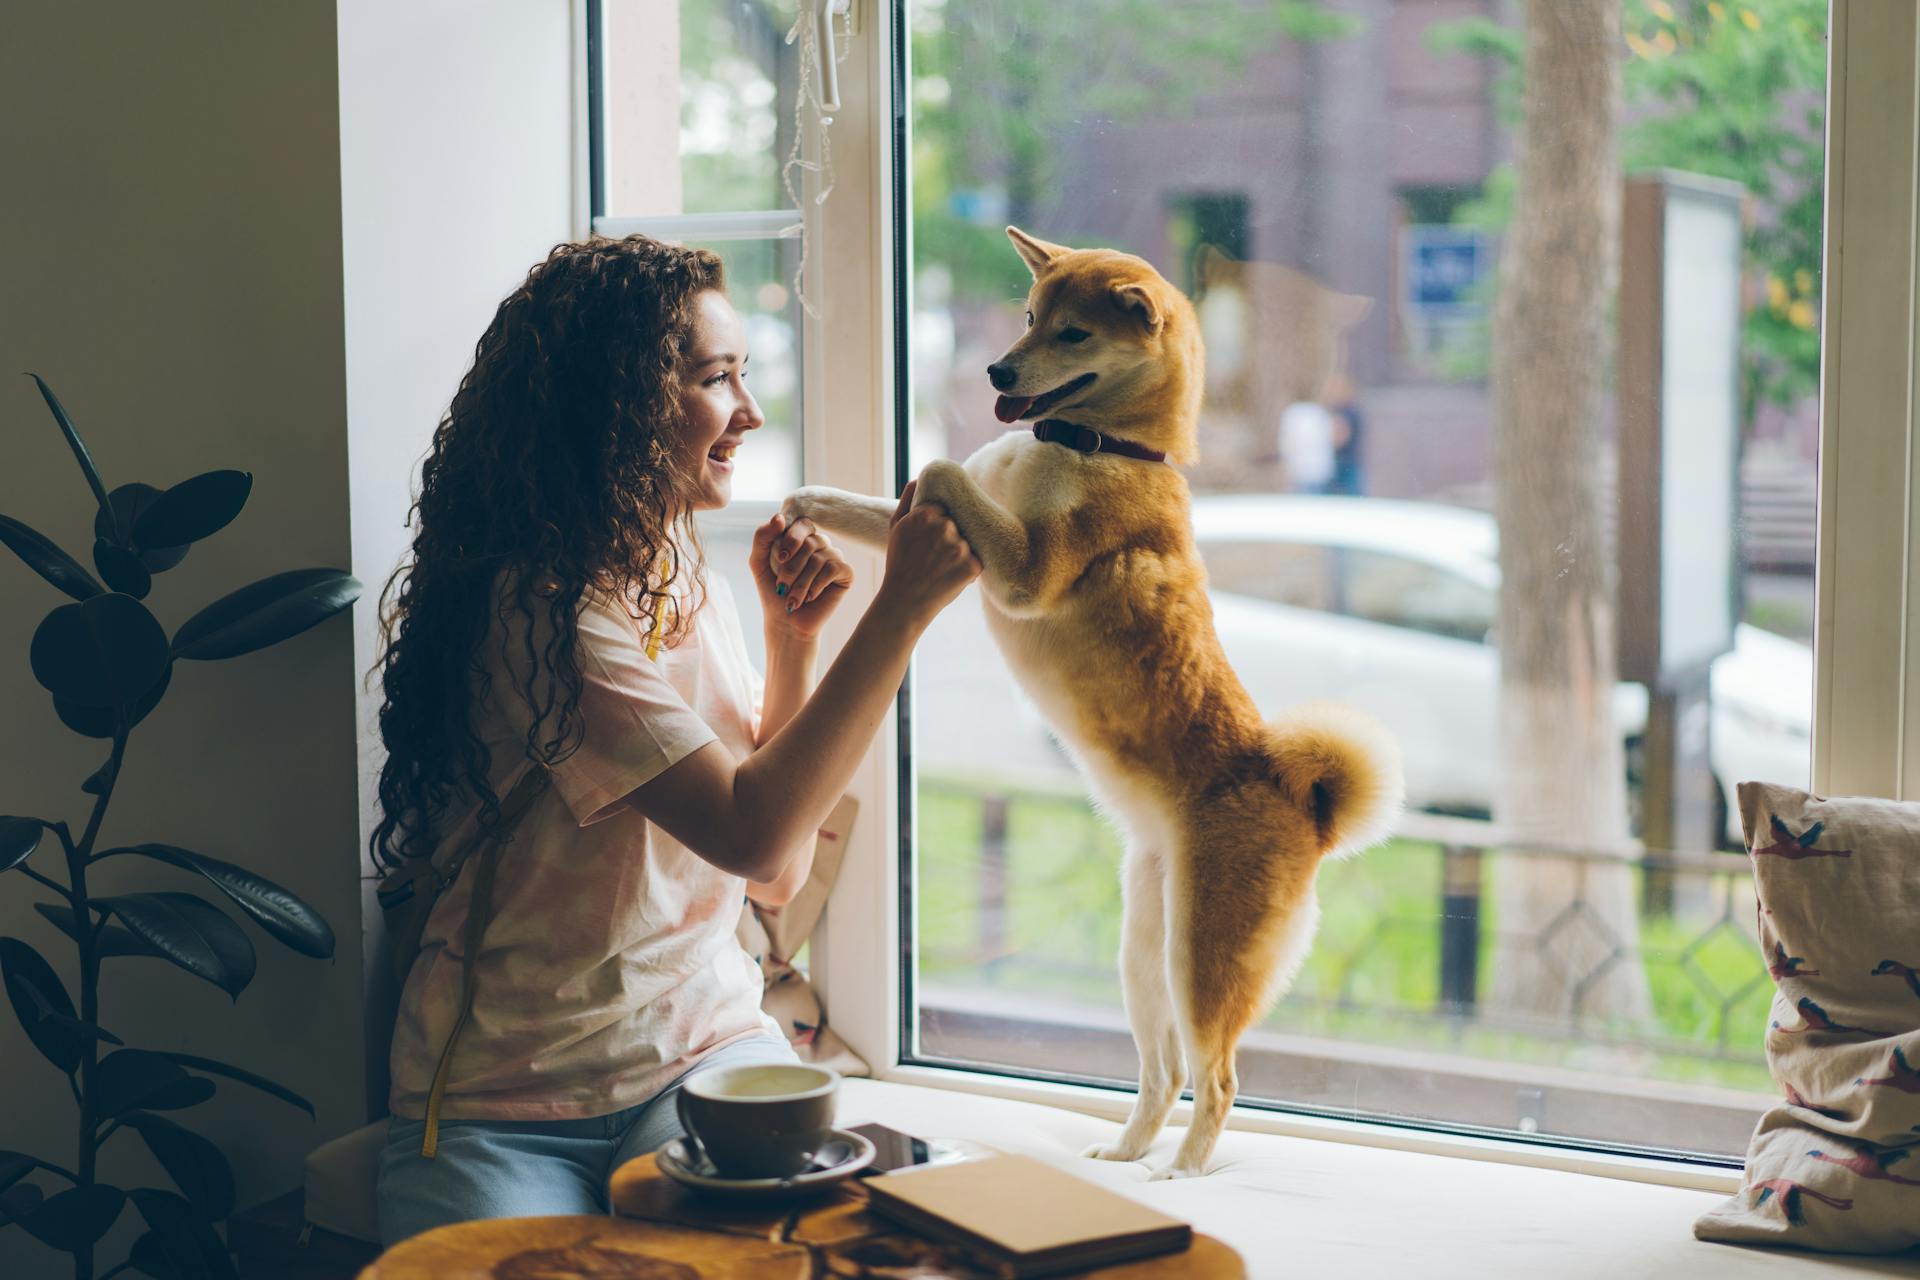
[783,227,1402,1177]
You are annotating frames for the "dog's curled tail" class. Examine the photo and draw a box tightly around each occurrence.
[1267,701,1404,860]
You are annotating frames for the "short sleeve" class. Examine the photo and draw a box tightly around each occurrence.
[514,589,719,826]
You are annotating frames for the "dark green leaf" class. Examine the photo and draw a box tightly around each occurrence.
[130,1188,237,1280]
[0,1181,45,1226]
[150,1052,313,1118]
[93,538,151,598]
[27,374,111,511]
[30,592,170,708]
[129,1228,193,1280]
[0,817,42,872]
[55,662,171,739]
[0,1152,33,1192]
[81,755,118,796]
[132,471,251,549]
[35,902,162,958]
[99,893,255,1000]
[0,513,103,601]
[96,1050,215,1118]
[0,936,79,1072]
[172,568,361,661]
[96,484,190,573]
[37,1009,121,1046]
[19,1183,124,1250]
[102,845,334,959]
[122,1114,234,1220]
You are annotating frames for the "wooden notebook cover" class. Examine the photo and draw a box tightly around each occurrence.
[863,1155,1191,1267]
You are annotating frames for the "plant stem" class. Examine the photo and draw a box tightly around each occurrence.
[66,730,127,1280]
[16,863,71,899]
[32,1157,79,1183]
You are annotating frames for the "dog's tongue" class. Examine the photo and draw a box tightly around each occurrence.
[994,395,1033,423]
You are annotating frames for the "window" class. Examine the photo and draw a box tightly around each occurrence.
[1201,539,1335,613]
[592,0,832,667]
[597,0,1920,1174]
[1337,549,1493,645]
[898,0,1833,1161]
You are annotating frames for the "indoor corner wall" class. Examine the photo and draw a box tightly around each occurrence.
[0,2,577,1274]
[0,4,362,1277]
[335,0,578,1114]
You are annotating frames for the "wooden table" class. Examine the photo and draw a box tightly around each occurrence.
[359,1154,1244,1278]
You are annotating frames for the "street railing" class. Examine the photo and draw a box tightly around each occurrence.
[916,776,1771,1071]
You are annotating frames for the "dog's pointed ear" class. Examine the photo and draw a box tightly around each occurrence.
[1111,282,1164,332]
[1007,226,1068,276]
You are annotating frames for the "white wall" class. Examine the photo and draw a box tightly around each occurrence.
[335,0,578,1109]
[0,5,360,1276]
[0,2,577,1274]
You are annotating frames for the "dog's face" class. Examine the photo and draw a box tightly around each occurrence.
[986,227,1189,429]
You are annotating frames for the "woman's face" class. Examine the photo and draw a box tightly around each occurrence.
[673,289,764,512]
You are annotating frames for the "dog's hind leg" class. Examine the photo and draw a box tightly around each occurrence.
[1157,849,1320,1180]
[1084,848,1185,1164]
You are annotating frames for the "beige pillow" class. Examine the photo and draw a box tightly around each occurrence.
[1695,782,1920,1254]
[735,794,868,1077]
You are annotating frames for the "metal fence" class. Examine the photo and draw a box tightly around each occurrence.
[917,777,1773,1077]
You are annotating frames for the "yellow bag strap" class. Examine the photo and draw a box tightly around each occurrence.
[419,760,553,1157]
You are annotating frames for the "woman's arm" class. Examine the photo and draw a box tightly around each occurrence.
[744,629,820,905]
[626,486,978,883]
[755,626,818,749]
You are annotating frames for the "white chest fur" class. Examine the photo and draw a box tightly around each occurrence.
[963,430,1083,522]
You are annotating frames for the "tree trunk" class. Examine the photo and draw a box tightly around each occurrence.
[1488,0,1651,1025]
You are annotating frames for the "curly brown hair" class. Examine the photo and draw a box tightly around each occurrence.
[370,235,724,871]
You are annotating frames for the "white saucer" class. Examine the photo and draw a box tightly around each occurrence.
[656,1127,876,1199]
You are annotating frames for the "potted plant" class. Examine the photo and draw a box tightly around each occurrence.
[1,375,360,1280]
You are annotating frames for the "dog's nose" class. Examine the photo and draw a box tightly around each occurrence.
[987,362,1017,391]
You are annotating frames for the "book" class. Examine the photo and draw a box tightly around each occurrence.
[861,1153,1193,1277]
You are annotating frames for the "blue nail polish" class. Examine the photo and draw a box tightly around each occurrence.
[776,582,787,597]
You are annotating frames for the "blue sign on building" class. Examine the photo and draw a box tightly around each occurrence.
[1404,227,1491,316]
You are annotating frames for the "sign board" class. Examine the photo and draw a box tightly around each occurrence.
[1402,226,1491,317]
[1617,171,1745,687]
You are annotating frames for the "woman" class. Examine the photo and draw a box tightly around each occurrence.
[370,236,978,1243]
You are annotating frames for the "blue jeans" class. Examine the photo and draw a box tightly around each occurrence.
[376,1035,798,1246]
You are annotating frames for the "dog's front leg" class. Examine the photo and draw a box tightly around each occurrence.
[911,459,1067,616]
[781,486,895,549]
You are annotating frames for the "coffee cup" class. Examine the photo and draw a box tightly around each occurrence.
[675,1063,840,1179]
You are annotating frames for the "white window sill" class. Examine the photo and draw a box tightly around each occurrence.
[848,1072,1920,1277]
[877,1063,1742,1195]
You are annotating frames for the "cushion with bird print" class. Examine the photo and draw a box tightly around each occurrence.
[1696,782,1920,1254]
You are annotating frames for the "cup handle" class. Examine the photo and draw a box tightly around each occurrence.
[675,1089,706,1169]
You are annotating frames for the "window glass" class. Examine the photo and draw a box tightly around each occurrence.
[1202,540,1335,613]
[903,0,1826,1158]
[601,0,801,218]
[1338,549,1493,644]
[596,1,808,501]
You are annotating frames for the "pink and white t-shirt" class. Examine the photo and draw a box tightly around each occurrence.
[388,574,780,1121]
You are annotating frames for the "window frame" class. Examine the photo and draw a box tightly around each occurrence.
[590,0,1920,1190]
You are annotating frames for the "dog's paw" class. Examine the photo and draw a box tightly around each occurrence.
[911,459,966,508]
[1081,1142,1147,1163]
[1147,1163,1206,1181]
[780,486,829,523]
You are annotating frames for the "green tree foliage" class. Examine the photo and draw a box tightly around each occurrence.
[1428,0,1827,422]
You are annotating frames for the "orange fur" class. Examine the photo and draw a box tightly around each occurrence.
[785,227,1403,1176]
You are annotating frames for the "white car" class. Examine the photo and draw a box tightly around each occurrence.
[912,494,1812,847]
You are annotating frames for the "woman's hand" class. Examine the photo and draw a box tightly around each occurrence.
[874,480,982,626]
[751,513,854,639]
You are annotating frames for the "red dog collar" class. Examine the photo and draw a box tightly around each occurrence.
[1032,419,1167,464]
